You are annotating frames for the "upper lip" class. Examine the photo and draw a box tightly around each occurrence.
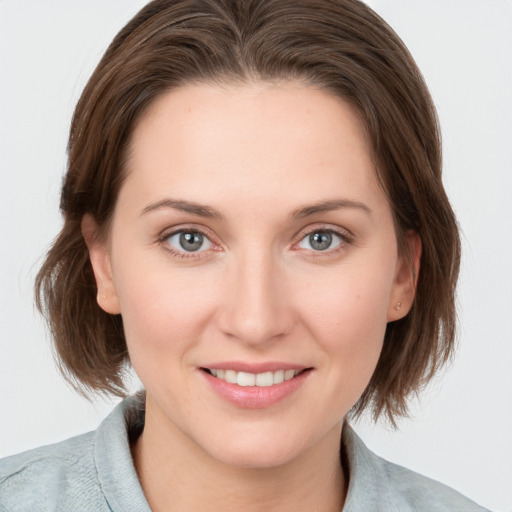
[200,361,311,373]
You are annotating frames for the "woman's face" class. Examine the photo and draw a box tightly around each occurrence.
[87,82,416,468]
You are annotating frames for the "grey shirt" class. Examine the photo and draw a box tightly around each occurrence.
[0,395,490,511]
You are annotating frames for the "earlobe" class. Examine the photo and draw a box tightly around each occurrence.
[387,232,422,322]
[81,214,121,315]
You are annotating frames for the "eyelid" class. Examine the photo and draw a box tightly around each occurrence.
[292,224,354,253]
[158,224,220,258]
[156,222,353,259]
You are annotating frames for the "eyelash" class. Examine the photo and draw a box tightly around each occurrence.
[158,226,217,260]
[158,224,354,260]
[292,225,354,258]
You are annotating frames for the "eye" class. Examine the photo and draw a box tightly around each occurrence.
[164,230,213,253]
[297,230,344,252]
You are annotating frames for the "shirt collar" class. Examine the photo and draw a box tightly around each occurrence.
[93,395,398,512]
[342,424,398,511]
[94,394,151,512]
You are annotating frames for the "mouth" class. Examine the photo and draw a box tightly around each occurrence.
[201,368,311,387]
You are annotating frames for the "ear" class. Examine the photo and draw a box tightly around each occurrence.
[81,214,121,315]
[387,231,421,322]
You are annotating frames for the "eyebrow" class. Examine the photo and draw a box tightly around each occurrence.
[140,197,372,220]
[140,199,223,219]
[292,199,372,219]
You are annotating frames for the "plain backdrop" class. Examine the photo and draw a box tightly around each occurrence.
[1,1,511,511]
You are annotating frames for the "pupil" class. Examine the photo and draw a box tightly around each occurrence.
[179,232,203,251]
[309,232,332,251]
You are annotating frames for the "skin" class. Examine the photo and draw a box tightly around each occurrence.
[83,81,419,512]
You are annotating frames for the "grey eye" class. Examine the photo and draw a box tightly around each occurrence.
[308,231,333,251]
[297,230,343,252]
[166,231,212,253]
[179,232,204,251]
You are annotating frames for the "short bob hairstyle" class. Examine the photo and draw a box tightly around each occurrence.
[36,0,460,423]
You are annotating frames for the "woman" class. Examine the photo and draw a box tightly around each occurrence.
[0,0,493,510]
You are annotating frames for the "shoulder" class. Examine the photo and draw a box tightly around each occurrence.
[0,395,150,512]
[343,424,491,512]
[0,431,110,512]
[380,457,490,511]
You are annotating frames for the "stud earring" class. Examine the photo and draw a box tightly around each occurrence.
[394,301,401,311]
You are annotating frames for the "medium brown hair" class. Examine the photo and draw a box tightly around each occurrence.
[35,0,460,423]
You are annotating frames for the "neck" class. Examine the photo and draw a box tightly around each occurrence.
[131,399,346,512]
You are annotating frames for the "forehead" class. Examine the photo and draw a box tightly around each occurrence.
[121,81,386,216]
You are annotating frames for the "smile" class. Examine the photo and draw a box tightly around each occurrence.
[201,366,312,408]
[206,368,303,387]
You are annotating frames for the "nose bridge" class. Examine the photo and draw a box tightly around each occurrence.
[219,243,292,346]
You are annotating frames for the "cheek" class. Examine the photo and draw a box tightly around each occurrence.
[296,263,393,370]
[112,257,219,366]
[301,261,392,324]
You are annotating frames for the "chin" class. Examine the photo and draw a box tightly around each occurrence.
[198,424,319,470]
[211,443,299,470]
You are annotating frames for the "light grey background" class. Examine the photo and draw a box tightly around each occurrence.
[1,1,510,511]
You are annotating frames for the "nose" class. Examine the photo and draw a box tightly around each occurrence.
[217,247,294,348]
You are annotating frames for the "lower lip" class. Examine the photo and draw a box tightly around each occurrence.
[201,370,311,409]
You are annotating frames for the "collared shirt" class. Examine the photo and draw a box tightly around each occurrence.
[0,395,490,511]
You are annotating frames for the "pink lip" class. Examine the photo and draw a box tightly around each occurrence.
[199,366,312,409]
[202,361,308,373]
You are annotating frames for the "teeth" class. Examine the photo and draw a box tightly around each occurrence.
[237,371,255,387]
[208,368,302,386]
[255,372,273,387]
[225,370,237,384]
[284,369,295,380]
